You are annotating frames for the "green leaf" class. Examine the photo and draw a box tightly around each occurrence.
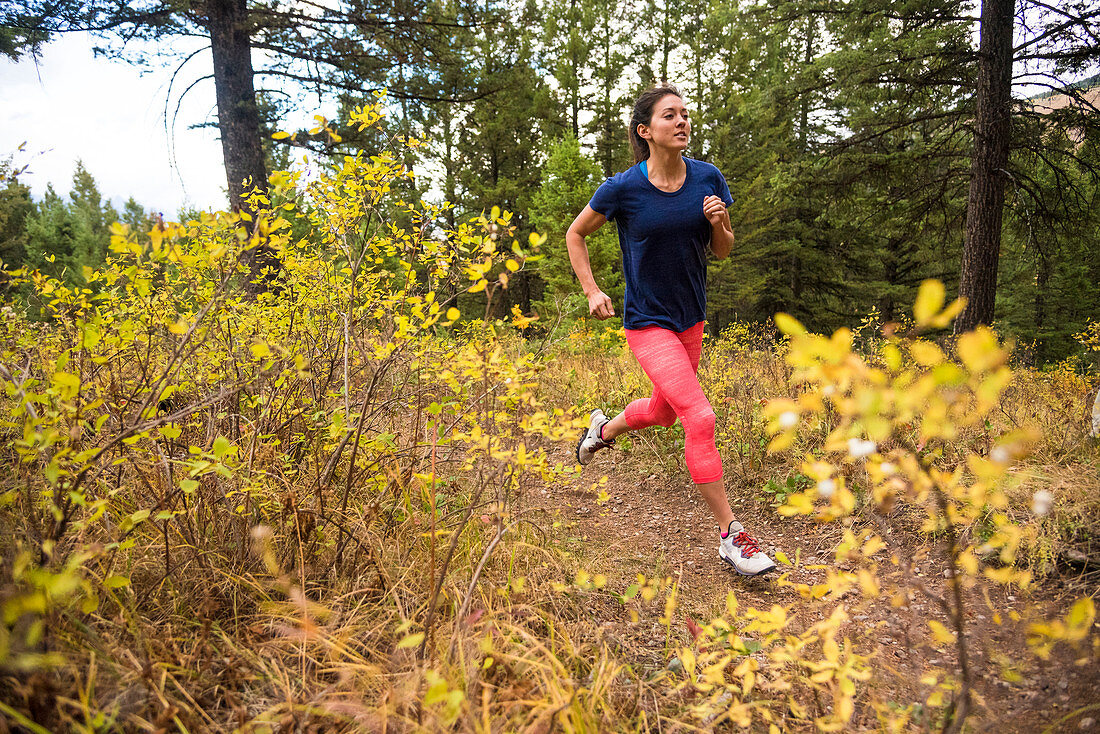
[81,322,101,350]
[81,593,100,614]
[158,423,182,440]
[212,435,234,459]
[103,575,130,589]
[396,632,424,649]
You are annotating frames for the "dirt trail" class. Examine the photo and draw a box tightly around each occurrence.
[527,443,1100,732]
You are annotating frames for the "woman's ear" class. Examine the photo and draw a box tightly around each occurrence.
[637,123,650,141]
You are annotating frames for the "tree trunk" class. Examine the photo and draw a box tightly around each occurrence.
[956,0,1015,334]
[880,237,900,323]
[569,0,579,139]
[660,0,672,82]
[205,0,267,212]
[599,28,615,177]
[799,17,814,153]
[1034,246,1050,364]
[205,0,278,291]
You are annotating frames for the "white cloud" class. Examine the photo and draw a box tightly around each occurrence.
[0,34,227,216]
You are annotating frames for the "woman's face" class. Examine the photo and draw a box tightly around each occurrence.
[639,94,690,152]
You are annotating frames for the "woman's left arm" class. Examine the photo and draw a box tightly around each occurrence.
[703,195,734,260]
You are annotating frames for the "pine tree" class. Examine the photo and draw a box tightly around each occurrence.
[23,163,116,285]
[530,136,621,329]
[0,156,34,280]
[703,2,843,332]
[584,0,632,177]
[998,126,1100,362]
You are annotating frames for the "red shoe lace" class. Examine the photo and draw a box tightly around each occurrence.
[734,531,761,557]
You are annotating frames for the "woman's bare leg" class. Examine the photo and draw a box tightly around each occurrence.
[697,479,735,531]
[602,411,736,531]
[601,410,630,441]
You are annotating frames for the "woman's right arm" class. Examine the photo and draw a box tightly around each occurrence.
[566,206,616,319]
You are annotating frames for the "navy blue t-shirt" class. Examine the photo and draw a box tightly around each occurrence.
[589,157,732,332]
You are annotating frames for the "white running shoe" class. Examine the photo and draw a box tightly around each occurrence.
[719,522,777,576]
[575,409,613,465]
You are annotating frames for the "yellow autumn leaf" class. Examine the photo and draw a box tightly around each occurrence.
[913,279,945,326]
[777,492,814,517]
[823,636,839,662]
[1065,597,1096,640]
[930,297,966,328]
[909,340,945,367]
[858,568,880,597]
[928,620,956,645]
[957,327,1006,373]
[774,312,806,336]
[836,695,855,721]
[726,591,738,618]
[768,431,795,453]
[861,535,885,557]
[680,648,696,675]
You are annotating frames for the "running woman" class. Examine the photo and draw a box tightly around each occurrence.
[566,84,776,576]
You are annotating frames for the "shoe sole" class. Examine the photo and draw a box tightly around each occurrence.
[719,547,777,577]
[575,411,607,465]
[575,426,591,464]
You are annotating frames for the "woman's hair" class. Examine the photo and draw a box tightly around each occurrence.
[628,83,683,163]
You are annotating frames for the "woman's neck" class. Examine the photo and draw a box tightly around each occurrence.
[645,149,686,190]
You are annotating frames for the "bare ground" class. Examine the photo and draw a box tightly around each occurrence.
[526,442,1100,732]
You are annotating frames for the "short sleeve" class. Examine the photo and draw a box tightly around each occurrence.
[713,167,734,208]
[588,176,620,222]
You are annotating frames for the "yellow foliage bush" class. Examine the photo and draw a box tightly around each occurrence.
[0,107,1096,732]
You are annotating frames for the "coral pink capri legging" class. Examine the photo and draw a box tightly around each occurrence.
[624,321,722,484]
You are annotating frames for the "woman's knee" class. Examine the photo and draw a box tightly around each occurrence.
[626,398,676,429]
[681,403,716,438]
[682,404,721,482]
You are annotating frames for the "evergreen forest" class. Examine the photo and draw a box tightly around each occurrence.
[1,1,1099,732]
[3,0,1099,363]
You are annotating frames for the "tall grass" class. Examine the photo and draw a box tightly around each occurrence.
[1,125,1097,730]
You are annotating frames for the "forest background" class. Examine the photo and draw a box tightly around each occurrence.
[2,0,1099,364]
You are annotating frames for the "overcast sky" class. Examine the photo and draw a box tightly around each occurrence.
[1,34,227,216]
